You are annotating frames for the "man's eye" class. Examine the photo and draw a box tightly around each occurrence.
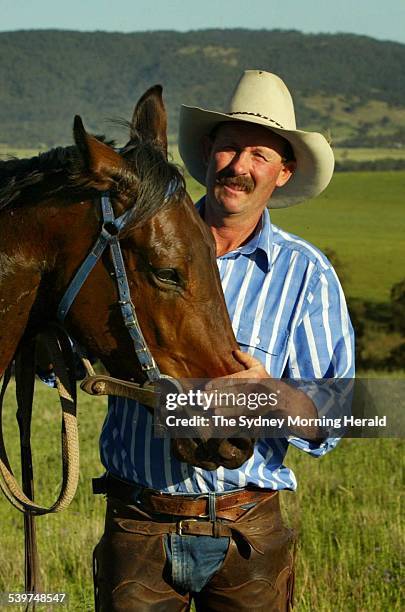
[253,152,268,162]
[153,268,181,286]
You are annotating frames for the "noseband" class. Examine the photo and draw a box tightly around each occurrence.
[57,183,182,393]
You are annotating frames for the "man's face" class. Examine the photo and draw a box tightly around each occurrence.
[204,122,295,221]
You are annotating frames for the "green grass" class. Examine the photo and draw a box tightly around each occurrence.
[284,439,403,612]
[334,148,405,161]
[0,144,46,159]
[0,147,403,608]
[270,171,405,303]
[0,380,403,611]
[0,382,105,611]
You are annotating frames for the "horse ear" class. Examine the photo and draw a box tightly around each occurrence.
[130,85,168,157]
[73,115,126,190]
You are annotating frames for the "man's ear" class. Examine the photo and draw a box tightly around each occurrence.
[275,160,297,188]
[73,115,127,191]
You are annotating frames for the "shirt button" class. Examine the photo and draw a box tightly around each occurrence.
[255,337,261,344]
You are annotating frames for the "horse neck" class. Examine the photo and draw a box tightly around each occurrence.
[0,209,42,374]
[0,197,95,375]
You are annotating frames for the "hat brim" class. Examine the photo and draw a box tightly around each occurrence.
[178,106,335,208]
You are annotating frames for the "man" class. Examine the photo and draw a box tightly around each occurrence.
[94,70,354,611]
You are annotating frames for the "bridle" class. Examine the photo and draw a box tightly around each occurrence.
[58,192,160,379]
[57,183,183,395]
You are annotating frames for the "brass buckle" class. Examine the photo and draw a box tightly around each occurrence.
[176,518,198,536]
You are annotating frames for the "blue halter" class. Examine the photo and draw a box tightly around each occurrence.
[57,186,176,383]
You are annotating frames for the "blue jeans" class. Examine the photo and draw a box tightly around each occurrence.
[94,492,296,610]
[164,533,230,593]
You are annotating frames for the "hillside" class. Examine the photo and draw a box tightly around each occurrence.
[1,29,405,147]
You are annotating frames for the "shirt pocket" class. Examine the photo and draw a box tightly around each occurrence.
[236,325,289,358]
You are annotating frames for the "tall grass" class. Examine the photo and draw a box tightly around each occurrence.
[0,381,403,611]
[0,168,403,609]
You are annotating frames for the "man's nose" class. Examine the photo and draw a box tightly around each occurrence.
[228,149,250,174]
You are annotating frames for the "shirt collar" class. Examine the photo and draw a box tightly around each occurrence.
[195,196,273,271]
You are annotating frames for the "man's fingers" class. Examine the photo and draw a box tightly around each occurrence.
[233,349,262,369]
[228,350,268,379]
[205,350,269,391]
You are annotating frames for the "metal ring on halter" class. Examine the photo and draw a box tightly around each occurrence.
[158,375,184,394]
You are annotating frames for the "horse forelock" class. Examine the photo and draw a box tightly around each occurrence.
[118,137,186,230]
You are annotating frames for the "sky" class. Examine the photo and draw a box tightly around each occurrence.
[0,0,404,45]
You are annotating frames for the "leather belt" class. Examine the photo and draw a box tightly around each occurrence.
[118,516,237,539]
[105,494,283,554]
[93,473,277,521]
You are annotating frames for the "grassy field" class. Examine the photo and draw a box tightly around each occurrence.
[333,148,405,161]
[270,171,405,303]
[0,144,47,159]
[0,380,403,611]
[0,153,404,608]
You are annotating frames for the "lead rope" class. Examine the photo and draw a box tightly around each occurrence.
[0,325,80,610]
[15,338,43,606]
[0,326,79,514]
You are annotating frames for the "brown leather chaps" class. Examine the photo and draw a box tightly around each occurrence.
[93,493,296,611]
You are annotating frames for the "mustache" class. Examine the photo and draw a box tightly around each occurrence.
[215,170,254,193]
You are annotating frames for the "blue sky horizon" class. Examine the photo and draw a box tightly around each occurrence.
[0,0,404,45]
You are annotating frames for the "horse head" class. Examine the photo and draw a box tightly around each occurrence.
[0,86,253,469]
[65,86,242,383]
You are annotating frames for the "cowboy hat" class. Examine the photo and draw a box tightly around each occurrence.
[178,70,334,208]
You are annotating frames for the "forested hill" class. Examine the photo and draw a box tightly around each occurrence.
[1,28,405,147]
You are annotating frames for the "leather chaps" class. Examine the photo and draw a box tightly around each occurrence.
[93,492,296,611]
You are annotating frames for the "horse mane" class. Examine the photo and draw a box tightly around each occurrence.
[0,145,78,208]
[0,134,186,228]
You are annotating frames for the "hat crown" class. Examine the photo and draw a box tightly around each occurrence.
[227,70,297,131]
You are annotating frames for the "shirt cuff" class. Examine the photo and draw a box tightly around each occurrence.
[287,435,341,457]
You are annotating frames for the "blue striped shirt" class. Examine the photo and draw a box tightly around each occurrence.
[99,199,355,492]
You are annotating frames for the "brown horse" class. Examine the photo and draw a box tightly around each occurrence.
[0,85,251,469]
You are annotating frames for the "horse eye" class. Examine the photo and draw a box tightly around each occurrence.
[154,268,180,285]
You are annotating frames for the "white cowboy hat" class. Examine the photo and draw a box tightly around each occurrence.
[178,70,335,208]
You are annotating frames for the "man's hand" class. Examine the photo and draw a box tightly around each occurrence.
[226,349,269,379]
[205,350,269,390]
[204,350,272,431]
[203,349,325,440]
